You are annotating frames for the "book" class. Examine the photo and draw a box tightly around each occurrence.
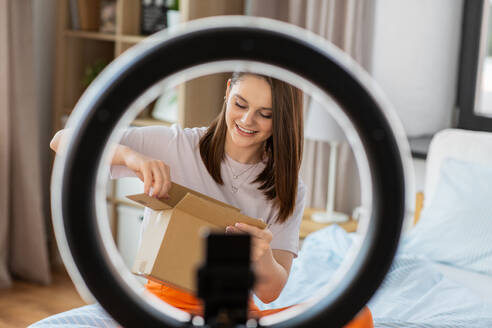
[78,0,100,31]
[69,0,80,30]
[140,0,167,35]
[99,0,116,34]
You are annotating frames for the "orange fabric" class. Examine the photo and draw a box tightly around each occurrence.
[145,281,373,327]
[146,280,203,315]
[345,307,374,328]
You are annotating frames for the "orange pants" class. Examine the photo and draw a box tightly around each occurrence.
[145,281,373,327]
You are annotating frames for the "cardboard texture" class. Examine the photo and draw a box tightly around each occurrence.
[127,182,266,293]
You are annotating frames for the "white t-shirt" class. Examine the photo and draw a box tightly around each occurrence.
[111,124,306,256]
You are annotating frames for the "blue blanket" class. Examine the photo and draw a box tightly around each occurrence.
[255,225,492,327]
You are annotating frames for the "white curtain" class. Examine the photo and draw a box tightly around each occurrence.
[248,0,376,214]
[0,0,51,287]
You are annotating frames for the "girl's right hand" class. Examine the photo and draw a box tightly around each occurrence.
[122,147,171,198]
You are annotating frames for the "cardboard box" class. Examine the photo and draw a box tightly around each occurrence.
[127,182,266,293]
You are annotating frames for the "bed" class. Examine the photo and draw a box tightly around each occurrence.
[255,128,492,327]
[31,128,492,327]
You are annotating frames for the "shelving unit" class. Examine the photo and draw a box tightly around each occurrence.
[53,0,245,243]
[53,0,245,132]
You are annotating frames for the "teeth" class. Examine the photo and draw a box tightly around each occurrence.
[237,124,255,134]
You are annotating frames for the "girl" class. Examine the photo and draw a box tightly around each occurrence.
[49,72,372,326]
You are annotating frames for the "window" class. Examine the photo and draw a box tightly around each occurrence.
[457,0,492,131]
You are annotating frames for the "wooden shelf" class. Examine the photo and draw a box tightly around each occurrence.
[62,108,173,128]
[132,118,173,127]
[64,30,147,44]
[65,29,117,42]
[119,35,146,44]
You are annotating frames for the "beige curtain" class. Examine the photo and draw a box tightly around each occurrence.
[248,0,375,214]
[0,0,51,287]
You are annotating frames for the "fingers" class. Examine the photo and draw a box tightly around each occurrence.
[139,160,171,198]
[135,172,144,182]
[226,223,272,242]
[142,164,152,196]
[152,161,171,198]
[225,225,243,234]
[234,223,271,241]
[151,164,163,197]
[160,164,172,198]
[225,223,262,237]
[125,151,172,198]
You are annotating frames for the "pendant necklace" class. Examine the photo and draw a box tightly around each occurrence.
[225,156,259,193]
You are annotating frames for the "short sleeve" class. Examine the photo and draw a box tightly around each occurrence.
[109,124,179,179]
[269,179,306,257]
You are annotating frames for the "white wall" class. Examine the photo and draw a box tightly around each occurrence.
[371,0,463,137]
[412,158,426,193]
[370,1,464,215]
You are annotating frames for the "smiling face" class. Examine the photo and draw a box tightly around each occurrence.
[199,72,303,223]
[224,74,273,163]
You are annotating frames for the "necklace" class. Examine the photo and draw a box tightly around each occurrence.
[225,156,259,193]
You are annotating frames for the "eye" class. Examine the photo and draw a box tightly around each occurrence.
[235,102,247,109]
[260,111,272,119]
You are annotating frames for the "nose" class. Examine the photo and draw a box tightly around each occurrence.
[239,109,254,125]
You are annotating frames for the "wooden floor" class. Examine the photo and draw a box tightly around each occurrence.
[0,270,86,327]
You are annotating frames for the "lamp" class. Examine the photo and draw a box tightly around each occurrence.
[305,99,349,223]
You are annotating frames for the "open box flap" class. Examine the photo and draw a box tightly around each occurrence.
[127,182,240,211]
[175,193,267,229]
[126,194,171,211]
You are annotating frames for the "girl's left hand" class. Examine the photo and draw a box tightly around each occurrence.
[225,222,273,262]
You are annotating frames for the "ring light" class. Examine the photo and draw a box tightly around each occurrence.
[51,16,411,328]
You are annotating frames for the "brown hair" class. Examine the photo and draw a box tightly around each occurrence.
[199,72,304,224]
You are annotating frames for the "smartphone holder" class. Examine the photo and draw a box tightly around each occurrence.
[198,233,254,327]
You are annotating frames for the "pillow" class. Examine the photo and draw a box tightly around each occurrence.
[401,158,492,276]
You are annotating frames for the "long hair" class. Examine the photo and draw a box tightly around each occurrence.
[199,72,304,223]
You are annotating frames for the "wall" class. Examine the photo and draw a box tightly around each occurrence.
[371,0,463,137]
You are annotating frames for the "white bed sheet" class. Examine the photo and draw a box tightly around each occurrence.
[432,262,492,304]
